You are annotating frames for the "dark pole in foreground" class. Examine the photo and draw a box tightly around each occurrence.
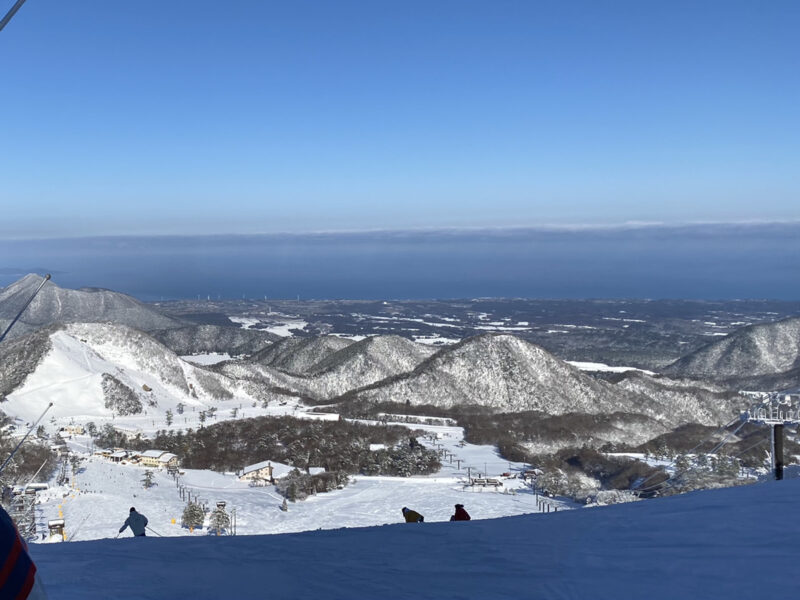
[773,424,784,481]
[0,0,29,33]
[742,394,799,482]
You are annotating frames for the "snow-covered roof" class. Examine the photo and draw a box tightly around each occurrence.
[141,450,169,459]
[158,453,177,463]
[264,463,326,479]
[241,460,272,475]
[112,425,142,434]
[110,451,127,458]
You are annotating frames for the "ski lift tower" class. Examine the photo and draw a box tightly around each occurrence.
[741,392,800,480]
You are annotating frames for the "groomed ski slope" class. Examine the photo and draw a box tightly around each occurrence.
[31,477,797,600]
[35,422,551,541]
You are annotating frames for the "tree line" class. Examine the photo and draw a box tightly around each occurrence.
[94,415,441,481]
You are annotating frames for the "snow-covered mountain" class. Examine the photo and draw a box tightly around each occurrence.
[219,334,437,401]
[0,324,59,399]
[298,335,437,396]
[664,316,800,389]
[520,411,668,454]
[0,320,745,433]
[341,334,743,427]
[0,274,181,338]
[0,323,294,427]
[152,324,280,357]
[249,335,355,374]
[342,333,609,411]
[610,370,748,426]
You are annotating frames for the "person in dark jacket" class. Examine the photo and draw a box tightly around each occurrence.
[450,504,471,521]
[401,507,424,523]
[119,507,148,537]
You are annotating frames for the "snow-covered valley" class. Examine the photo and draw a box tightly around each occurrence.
[2,275,799,599]
[39,421,547,543]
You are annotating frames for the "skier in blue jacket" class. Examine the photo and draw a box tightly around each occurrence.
[119,507,148,537]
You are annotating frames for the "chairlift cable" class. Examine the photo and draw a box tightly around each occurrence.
[633,416,741,492]
[0,402,54,477]
[706,420,746,456]
[0,274,50,346]
[0,0,29,34]
[23,458,50,488]
[731,436,769,460]
[66,512,92,542]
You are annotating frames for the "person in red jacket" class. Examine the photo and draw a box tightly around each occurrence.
[450,504,471,521]
[0,505,48,599]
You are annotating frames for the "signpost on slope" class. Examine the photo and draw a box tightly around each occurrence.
[741,392,800,480]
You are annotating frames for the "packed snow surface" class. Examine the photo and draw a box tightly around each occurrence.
[567,360,655,375]
[228,317,259,329]
[30,477,799,599]
[264,319,309,337]
[413,335,459,345]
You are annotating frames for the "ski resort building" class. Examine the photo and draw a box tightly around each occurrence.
[109,450,128,463]
[238,461,274,484]
[111,425,142,439]
[139,450,179,469]
[60,425,85,435]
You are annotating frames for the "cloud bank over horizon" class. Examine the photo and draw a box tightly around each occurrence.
[4,219,800,242]
[2,222,799,301]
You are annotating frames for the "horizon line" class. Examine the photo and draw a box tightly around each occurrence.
[3,218,800,242]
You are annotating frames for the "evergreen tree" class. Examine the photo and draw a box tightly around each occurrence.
[182,502,205,530]
[209,506,230,535]
[674,454,691,473]
[142,470,155,489]
[165,409,173,427]
[714,454,739,478]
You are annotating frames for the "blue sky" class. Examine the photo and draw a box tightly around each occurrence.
[1,0,798,238]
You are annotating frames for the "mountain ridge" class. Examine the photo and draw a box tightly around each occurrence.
[663,316,800,389]
[334,333,744,427]
[0,323,297,424]
[0,274,182,338]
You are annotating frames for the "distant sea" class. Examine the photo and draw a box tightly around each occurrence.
[1,223,798,301]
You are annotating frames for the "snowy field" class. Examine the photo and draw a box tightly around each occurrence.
[34,421,555,543]
[29,476,800,599]
[566,360,655,375]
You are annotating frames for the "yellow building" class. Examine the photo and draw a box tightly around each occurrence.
[61,425,85,435]
[238,460,274,484]
[139,450,179,469]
